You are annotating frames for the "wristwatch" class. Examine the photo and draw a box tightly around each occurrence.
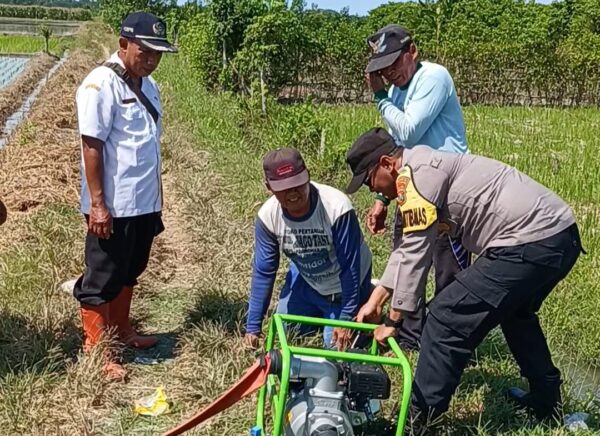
[383,314,402,329]
[374,193,391,206]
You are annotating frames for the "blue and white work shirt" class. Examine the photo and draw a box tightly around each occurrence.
[76,52,162,217]
[246,182,372,333]
[378,61,468,154]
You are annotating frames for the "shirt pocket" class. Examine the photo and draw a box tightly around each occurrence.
[123,104,144,120]
[121,104,149,141]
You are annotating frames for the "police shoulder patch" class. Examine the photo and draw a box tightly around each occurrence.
[85,83,101,92]
[396,166,437,233]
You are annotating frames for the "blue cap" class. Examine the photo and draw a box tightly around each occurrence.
[120,11,177,53]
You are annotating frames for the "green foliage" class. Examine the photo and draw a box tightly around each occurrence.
[209,0,266,61]
[300,10,371,101]
[98,0,168,32]
[275,100,323,152]
[234,7,309,94]
[157,0,600,105]
[0,0,95,7]
[0,4,92,20]
[178,11,221,88]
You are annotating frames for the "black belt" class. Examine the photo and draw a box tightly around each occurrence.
[324,293,342,304]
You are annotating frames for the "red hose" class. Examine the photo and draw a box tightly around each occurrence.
[163,355,272,436]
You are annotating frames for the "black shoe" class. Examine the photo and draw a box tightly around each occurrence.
[506,373,563,422]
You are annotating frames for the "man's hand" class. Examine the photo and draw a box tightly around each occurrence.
[367,200,387,234]
[332,327,353,351]
[244,333,261,349]
[366,71,386,93]
[356,300,383,324]
[374,324,396,344]
[89,203,112,239]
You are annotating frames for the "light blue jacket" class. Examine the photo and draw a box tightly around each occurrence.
[377,61,468,154]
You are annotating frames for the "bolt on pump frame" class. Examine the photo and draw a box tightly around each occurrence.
[254,314,413,436]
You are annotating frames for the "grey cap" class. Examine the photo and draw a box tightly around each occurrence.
[263,148,310,192]
[366,25,412,73]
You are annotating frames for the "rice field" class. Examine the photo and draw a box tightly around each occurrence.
[0,17,81,36]
[0,55,30,89]
[0,34,72,55]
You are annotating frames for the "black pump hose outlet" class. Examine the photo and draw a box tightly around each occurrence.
[267,350,282,376]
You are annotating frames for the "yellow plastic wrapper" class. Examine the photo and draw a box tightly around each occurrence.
[134,386,170,417]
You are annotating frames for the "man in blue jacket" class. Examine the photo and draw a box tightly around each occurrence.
[363,24,470,351]
[244,148,372,350]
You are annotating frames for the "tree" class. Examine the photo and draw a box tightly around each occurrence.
[98,0,168,31]
[39,21,53,55]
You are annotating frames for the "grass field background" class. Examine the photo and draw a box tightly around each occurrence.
[0,25,597,435]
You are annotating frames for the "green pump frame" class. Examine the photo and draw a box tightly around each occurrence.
[254,314,413,436]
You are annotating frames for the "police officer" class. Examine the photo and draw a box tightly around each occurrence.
[73,12,177,380]
[347,128,582,430]
[364,24,470,351]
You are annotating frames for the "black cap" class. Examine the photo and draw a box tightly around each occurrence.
[263,148,310,192]
[120,11,177,53]
[345,128,397,194]
[366,25,412,73]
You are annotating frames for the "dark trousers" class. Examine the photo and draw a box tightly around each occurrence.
[396,234,470,350]
[411,224,582,419]
[74,212,164,306]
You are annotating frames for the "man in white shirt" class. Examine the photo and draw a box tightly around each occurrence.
[73,11,177,380]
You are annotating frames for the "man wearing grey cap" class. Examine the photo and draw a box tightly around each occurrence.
[347,128,583,430]
[362,24,470,352]
[73,11,177,380]
[244,148,372,350]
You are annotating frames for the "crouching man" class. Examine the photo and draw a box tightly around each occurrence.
[244,148,372,350]
[347,128,582,430]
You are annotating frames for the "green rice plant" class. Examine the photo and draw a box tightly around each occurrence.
[0,34,72,55]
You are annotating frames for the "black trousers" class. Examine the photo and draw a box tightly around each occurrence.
[73,212,164,306]
[395,233,470,350]
[411,224,582,419]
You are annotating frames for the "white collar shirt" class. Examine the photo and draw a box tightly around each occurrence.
[76,52,162,217]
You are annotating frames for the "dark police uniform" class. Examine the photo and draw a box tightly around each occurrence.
[377,145,582,422]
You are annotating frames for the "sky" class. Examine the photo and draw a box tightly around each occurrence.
[308,0,553,16]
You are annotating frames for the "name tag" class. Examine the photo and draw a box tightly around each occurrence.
[396,166,437,233]
[122,98,137,104]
